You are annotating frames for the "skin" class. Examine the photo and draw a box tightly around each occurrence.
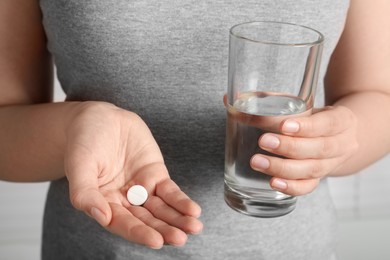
[250,0,390,196]
[0,0,389,249]
[0,0,202,249]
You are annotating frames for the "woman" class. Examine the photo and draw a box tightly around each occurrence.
[1,0,389,259]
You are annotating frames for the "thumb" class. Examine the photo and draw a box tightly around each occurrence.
[66,158,112,227]
[70,187,112,227]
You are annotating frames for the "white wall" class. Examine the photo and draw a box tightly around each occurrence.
[0,78,65,259]
[328,155,390,219]
[0,182,49,259]
[328,156,390,260]
[1,79,390,259]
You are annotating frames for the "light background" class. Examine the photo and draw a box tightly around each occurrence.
[1,78,389,260]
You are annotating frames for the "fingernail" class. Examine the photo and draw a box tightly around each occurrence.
[272,179,288,190]
[260,134,280,149]
[251,155,270,169]
[283,120,299,133]
[91,207,107,226]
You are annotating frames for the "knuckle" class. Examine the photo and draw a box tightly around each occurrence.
[272,159,284,176]
[146,196,165,212]
[308,161,325,179]
[284,138,300,157]
[156,184,177,200]
[344,106,357,124]
[70,190,83,210]
[308,179,320,193]
[77,101,118,117]
[132,207,152,222]
[160,178,180,193]
[144,195,156,207]
[276,160,290,176]
[342,130,359,156]
[328,115,342,130]
[306,180,319,195]
[127,224,144,238]
[293,185,310,197]
[286,178,320,196]
[320,138,337,157]
[300,119,314,134]
[287,182,304,196]
[275,159,291,177]
[337,106,357,128]
[303,179,320,195]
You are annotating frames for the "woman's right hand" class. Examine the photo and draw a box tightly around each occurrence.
[65,101,203,249]
[0,0,202,248]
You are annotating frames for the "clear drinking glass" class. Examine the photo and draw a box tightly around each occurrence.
[224,21,324,218]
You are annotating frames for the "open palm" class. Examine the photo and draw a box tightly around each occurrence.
[64,102,202,249]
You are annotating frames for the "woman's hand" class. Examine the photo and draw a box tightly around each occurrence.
[64,101,202,249]
[250,106,359,196]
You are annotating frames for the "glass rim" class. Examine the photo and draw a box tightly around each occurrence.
[230,21,324,47]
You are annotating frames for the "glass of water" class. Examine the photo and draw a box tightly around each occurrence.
[224,21,324,218]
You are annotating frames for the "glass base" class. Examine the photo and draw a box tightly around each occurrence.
[224,183,297,218]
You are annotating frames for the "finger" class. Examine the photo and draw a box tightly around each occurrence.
[128,164,202,217]
[156,179,202,218]
[66,157,112,227]
[270,177,320,196]
[70,187,111,226]
[144,196,203,235]
[281,106,356,137]
[107,203,164,249]
[258,132,347,159]
[129,206,188,247]
[250,154,341,180]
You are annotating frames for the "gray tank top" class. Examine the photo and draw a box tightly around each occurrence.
[40,1,349,259]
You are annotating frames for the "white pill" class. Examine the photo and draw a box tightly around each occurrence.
[127,185,148,206]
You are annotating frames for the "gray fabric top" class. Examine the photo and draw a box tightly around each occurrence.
[40,0,349,259]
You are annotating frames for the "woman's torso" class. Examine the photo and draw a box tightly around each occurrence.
[40,1,349,259]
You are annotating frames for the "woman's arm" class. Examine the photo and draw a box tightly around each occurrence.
[324,0,390,175]
[0,0,202,248]
[0,0,79,181]
[250,0,390,195]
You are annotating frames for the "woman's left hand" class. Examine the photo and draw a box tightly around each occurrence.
[250,105,359,196]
